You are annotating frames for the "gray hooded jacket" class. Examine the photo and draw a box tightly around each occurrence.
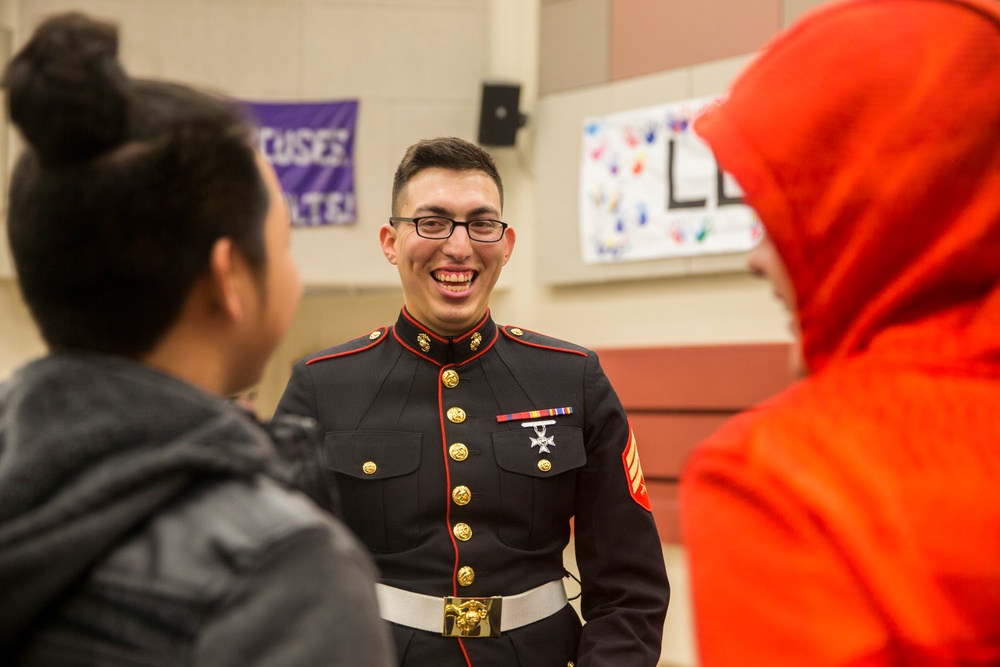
[0,353,394,666]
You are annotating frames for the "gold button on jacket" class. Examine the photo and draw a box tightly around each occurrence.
[452,522,472,541]
[457,566,475,587]
[442,369,460,388]
[452,485,472,505]
[449,442,469,461]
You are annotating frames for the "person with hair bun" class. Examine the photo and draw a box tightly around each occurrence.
[0,12,394,666]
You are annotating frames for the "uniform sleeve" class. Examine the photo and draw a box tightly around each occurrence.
[264,414,343,518]
[193,524,396,667]
[680,447,887,667]
[573,353,670,667]
[269,360,343,516]
[274,359,318,421]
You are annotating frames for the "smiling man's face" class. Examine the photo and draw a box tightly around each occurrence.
[379,167,515,336]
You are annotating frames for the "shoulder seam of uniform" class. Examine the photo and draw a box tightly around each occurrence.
[500,326,589,358]
[305,326,390,365]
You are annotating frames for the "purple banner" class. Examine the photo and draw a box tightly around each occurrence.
[245,100,358,227]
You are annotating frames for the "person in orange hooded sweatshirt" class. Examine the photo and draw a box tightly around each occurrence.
[680,0,1000,665]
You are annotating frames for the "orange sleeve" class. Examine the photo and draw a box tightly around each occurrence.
[680,448,889,667]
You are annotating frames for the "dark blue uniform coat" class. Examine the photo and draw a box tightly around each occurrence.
[277,309,669,667]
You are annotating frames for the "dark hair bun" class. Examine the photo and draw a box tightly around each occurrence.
[3,12,131,167]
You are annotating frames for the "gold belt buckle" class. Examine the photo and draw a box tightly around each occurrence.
[442,596,502,637]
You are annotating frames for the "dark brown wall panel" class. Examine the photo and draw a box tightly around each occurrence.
[597,342,795,411]
[597,343,795,543]
[630,413,731,480]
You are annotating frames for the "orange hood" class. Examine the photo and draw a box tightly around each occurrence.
[696,0,1000,375]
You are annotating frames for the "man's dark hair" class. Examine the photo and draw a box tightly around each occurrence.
[391,137,503,216]
[3,12,268,356]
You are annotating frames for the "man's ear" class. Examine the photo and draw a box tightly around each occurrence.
[207,237,248,322]
[501,226,516,265]
[379,224,399,265]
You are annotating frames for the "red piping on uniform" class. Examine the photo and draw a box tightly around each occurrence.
[305,327,389,365]
[441,366,472,666]
[439,369,460,598]
[452,310,492,344]
[456,327,497,366]
[394,314,499,367]
[402,307,450,344]
[501,327,589,357]
[401,307,491,346]
[393,327,441,366]
[458,637,472,666]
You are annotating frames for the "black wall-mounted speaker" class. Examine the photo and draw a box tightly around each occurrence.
[478,83,526,147]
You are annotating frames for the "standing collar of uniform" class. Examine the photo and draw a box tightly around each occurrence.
[393,308,498,366]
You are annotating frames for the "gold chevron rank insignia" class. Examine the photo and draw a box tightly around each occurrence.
[622,421,652,511]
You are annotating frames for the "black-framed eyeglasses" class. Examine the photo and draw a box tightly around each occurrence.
[389,216,509,243]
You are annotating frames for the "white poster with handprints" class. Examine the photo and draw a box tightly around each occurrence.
[579,96,761,263]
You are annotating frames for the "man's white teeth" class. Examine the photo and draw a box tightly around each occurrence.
[436,273,472,283]
[434,272,474,292]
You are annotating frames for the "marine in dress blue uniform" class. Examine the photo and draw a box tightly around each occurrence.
[276,307,670,666]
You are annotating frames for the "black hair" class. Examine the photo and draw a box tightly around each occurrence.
[391,137,503,216]
[3,12,269,356]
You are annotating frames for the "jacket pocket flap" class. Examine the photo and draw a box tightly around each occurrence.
[492,427,586,478]
[324,431,421,480]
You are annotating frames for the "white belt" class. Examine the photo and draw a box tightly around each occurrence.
[375,580,568,638]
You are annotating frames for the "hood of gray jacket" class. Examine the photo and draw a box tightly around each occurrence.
[0,353,275,646]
